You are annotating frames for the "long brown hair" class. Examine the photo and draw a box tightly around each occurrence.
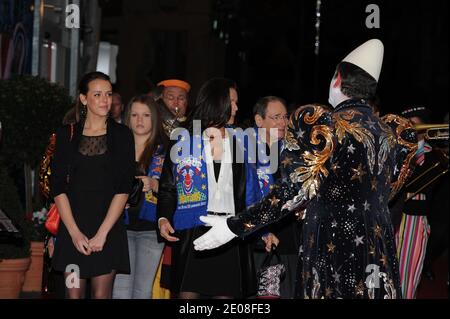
[74,71,112,124]
[125,95,168,173]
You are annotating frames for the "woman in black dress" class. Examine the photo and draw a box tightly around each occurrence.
[157,78,256,299]
[51,72,135,299]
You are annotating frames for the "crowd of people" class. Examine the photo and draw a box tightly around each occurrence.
[43,39,448,299]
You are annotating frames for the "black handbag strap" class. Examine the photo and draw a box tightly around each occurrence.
[261,244,282,268]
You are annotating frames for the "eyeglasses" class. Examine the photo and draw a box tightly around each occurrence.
[267,115,289,121]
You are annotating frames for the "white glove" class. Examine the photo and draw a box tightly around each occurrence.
[193,216,237,251]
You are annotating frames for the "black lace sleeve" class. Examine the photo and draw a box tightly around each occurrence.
[227,104,336,237]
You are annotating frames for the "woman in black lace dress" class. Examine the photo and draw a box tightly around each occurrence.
[51,72,135,299]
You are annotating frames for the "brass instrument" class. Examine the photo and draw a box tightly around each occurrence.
[403,132,449,202]
[414,124,449,140]
[405,168,448,202]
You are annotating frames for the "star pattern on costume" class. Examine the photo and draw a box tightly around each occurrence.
[201,173,206,179]
[351,164,367,183]
[373,224,382,238]
[281,157,293,168]
[371,177,378,191]
[269,196,280,207]
[354,235,364,247]
[327,242,336,253]
[331,163,340,175]
[347,144,356,154]
[348,204,356,213]
[227,102,415,300]
[297,129,305,139]
[332,272,341,283]
[378,194,384,204]
[365,119,377,130]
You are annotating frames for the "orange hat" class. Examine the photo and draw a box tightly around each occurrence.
[157,79,191,92]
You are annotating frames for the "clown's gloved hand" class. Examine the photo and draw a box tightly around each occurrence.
[193,216,237,250]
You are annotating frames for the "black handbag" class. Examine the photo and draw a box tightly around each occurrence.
[256,244,286,299]
[128,178,144,207]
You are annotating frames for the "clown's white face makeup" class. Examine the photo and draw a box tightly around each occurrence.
[328,71,348,108]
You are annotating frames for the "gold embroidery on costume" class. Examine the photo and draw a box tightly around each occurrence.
[381,115,418,199]
[290,125,334,199]
[377,121,396,175]
[284,105,336,204]
[285,129,300,151]
[303,106,327,125]
[333,110,376,174]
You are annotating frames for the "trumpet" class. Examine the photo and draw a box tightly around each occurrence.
[414,124,449,140]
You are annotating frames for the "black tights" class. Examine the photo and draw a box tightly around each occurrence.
[64,271,116,299]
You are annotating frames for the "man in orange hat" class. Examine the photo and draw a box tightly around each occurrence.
[156,79,191,136]
[158,79,190,118]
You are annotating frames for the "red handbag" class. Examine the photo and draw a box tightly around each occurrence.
[44,124,74,236]
[45,204,60,235]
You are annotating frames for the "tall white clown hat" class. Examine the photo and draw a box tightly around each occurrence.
[342,39,384,82]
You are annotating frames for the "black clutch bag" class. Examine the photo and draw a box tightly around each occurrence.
[128,178,144,207]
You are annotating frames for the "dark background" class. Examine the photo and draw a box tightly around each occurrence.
[100,0,449,123]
